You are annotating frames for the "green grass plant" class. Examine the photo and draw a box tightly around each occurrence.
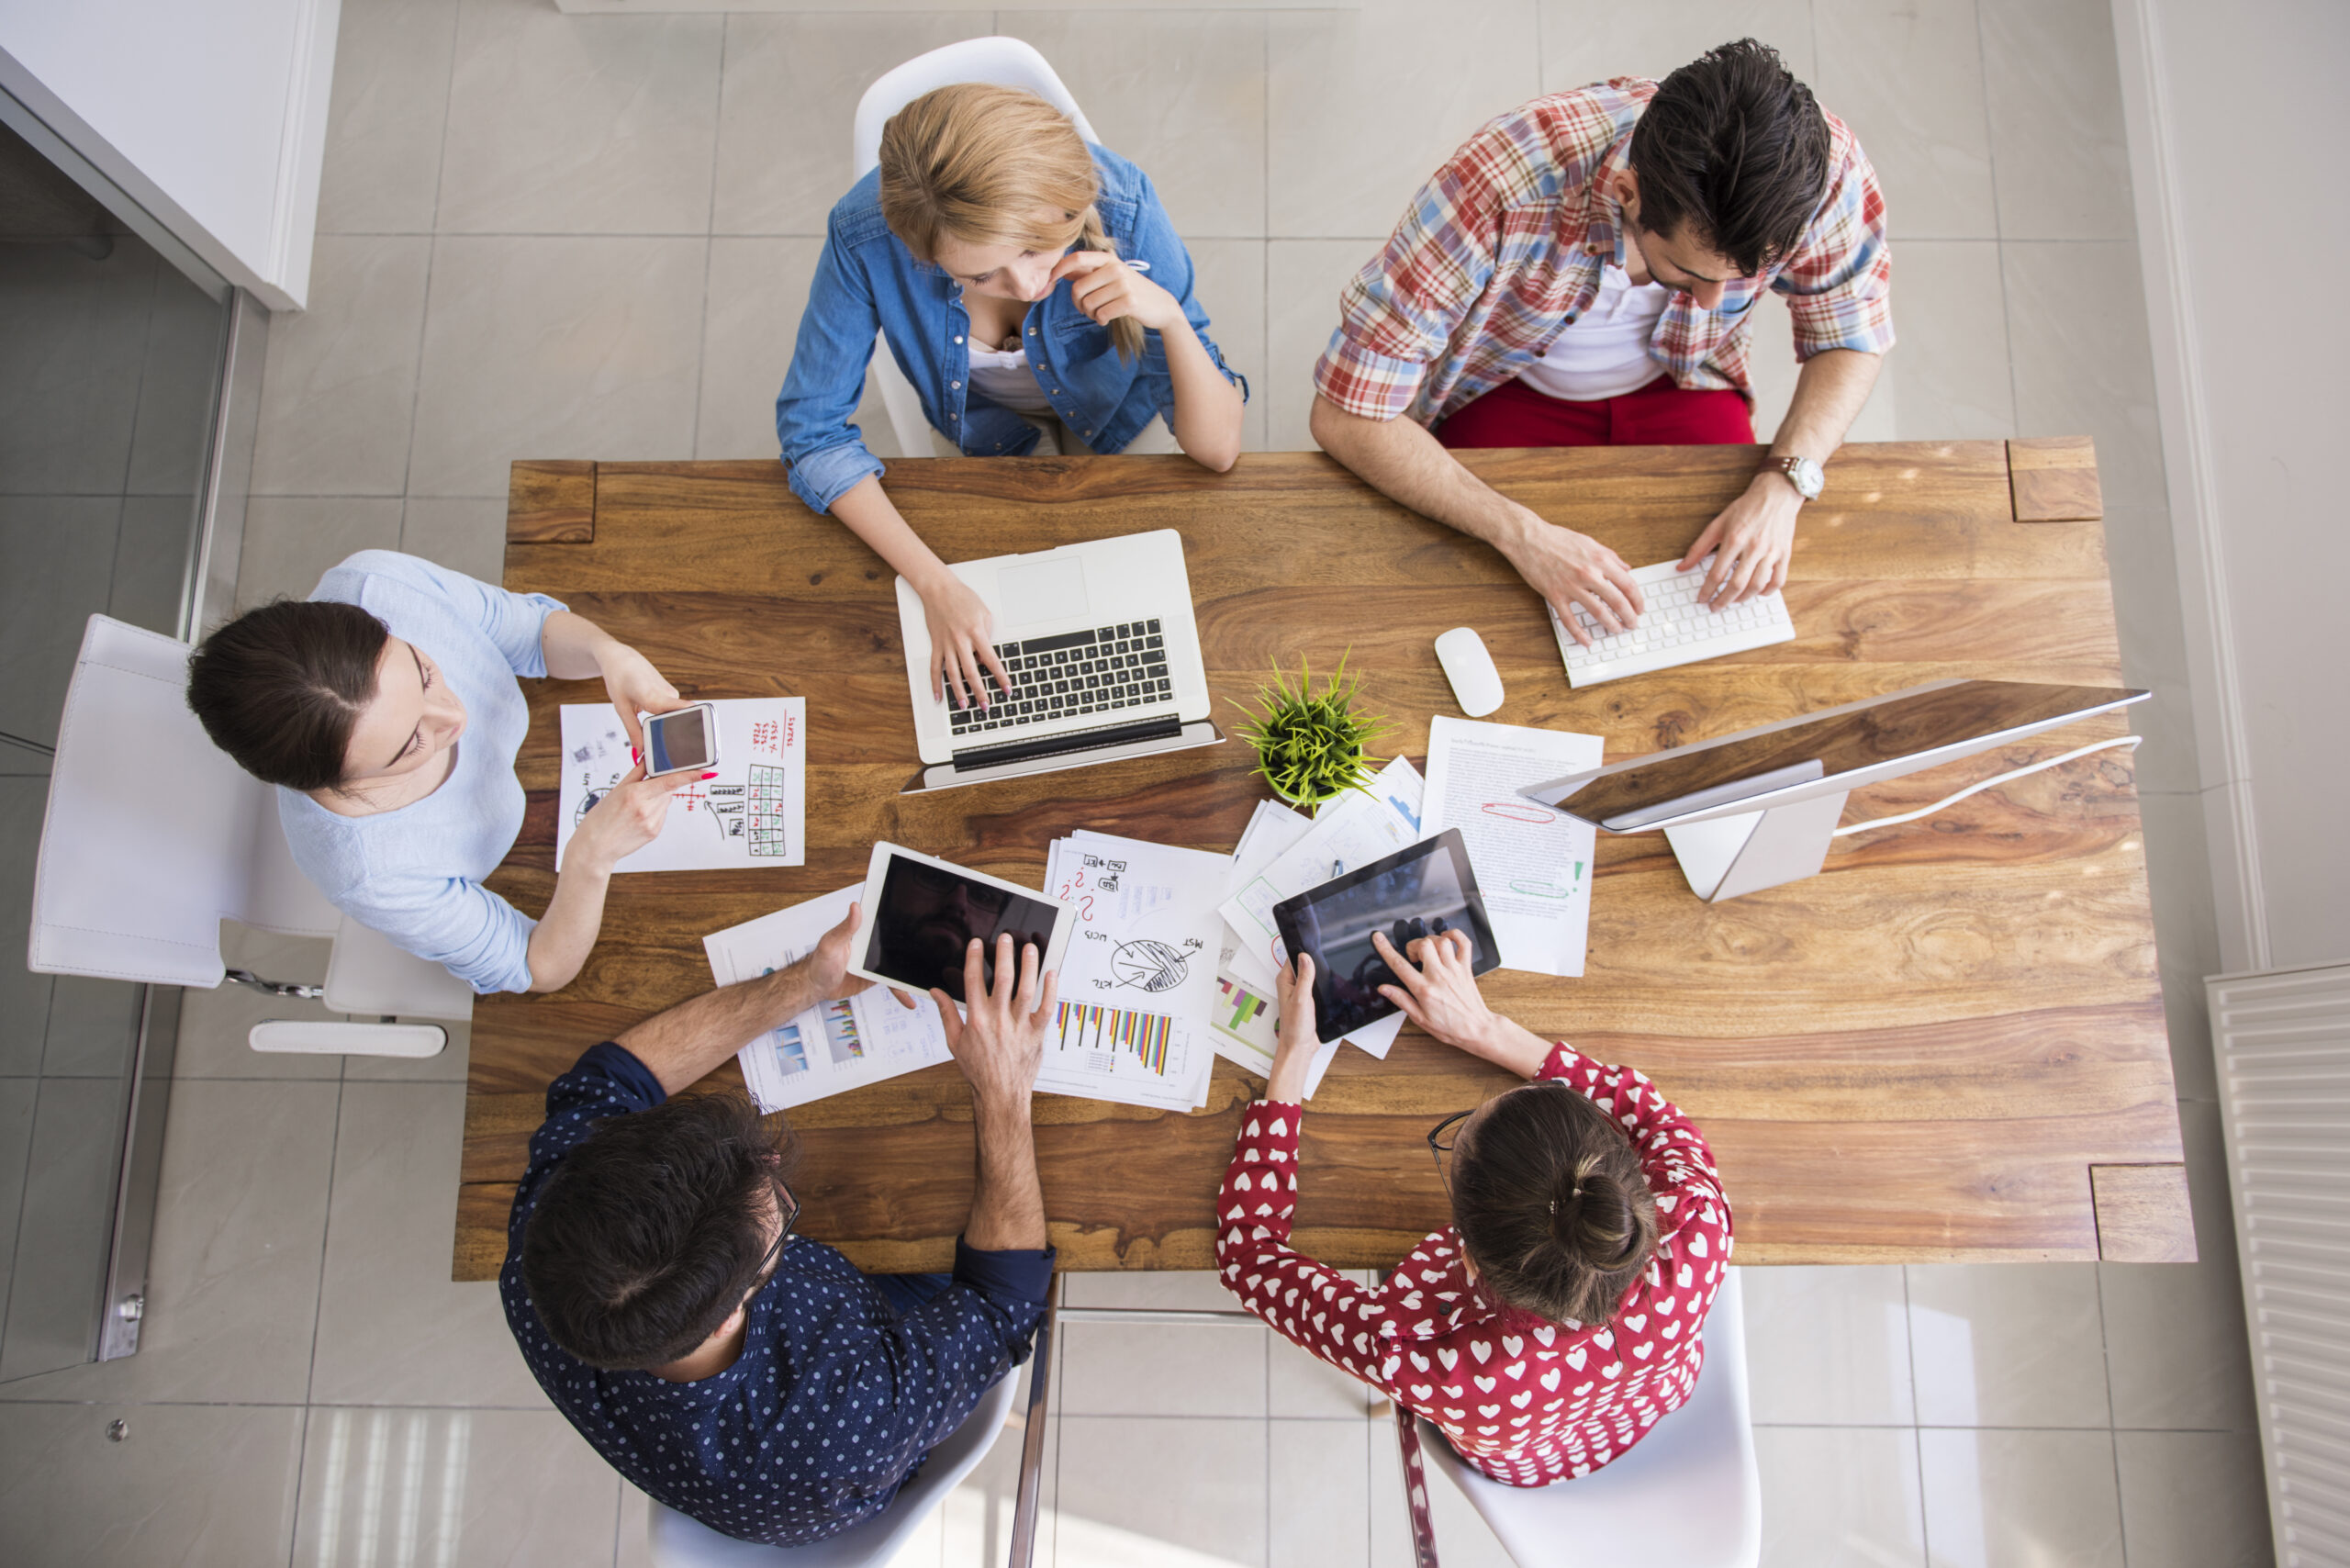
[1232,652,1392,809]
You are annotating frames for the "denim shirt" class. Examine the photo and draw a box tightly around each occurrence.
[774,145,1247,516]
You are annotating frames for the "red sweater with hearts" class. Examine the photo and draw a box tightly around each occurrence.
[1214,1042,1732,1485]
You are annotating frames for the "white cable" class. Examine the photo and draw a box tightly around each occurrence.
[1830,734,2143,838]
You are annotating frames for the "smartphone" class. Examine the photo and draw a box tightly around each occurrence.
[640,703,720,778]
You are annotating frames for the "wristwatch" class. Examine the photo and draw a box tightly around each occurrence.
[1763,454,1824,502]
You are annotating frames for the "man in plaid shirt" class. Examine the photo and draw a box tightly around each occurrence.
[1309,40,1892,631]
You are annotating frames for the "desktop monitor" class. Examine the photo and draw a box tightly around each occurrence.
[1517,679,2149,902]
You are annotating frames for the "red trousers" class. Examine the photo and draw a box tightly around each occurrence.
[1433,373,1754,448]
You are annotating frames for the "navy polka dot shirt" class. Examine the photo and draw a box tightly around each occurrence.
[500,1044,1054,1547]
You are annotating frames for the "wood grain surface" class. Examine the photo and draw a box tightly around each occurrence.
[453,441,2183,1280]
[2008,435,2104,522]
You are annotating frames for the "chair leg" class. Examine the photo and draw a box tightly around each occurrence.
[1008,1274,1058,1568]
[1393,1406,1442,1568]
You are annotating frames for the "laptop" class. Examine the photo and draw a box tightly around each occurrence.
[897,529,1223,792]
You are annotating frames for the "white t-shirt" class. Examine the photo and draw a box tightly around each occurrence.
[966,341,1055,415]
[1516,263,1671,402]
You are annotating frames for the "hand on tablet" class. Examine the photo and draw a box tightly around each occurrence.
[1372,930,1554,1077]
[808,902,914,1010]
[934,933,1057,1106]
[1266,953,1320,1104]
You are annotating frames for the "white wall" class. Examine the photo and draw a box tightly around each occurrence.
[0,0,340,310]
[2113,0,2350,973]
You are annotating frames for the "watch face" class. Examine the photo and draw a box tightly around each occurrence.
[1788,458,1823,499]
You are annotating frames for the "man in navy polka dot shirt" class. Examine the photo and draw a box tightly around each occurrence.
[501,902,1058,1546]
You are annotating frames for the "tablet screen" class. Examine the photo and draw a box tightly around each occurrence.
[1274,830,1497,1043]
[863,853,1062,1003]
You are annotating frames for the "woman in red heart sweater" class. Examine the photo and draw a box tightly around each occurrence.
[1214,927,1732,1490]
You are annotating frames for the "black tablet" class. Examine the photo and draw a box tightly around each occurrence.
[848,842,1075,1005]
[1271,829,1500,1044]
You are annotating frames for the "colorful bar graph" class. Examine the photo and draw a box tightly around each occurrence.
[1054,1002,1174,1076]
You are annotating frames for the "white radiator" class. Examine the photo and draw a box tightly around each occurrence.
[2213,962,2350,1568]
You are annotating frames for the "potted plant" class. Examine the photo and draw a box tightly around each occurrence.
[1233,653,1392,810]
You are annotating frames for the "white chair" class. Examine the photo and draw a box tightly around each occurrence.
[847,39,1100,459]
[1407,1269,1761,1568]
[646,1366,1023,1566]
[26,614,471,1057]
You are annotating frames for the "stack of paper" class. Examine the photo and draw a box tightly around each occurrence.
[1037,831,1228,1113]
[706,885,954,1113]
[1212,756,1428,1097]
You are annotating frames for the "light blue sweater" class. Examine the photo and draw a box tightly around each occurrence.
[278,552,566,994]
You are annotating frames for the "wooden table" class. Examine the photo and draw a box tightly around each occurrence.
[454,438,2192,1280]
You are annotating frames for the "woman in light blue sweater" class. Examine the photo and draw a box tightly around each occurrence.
[186,552,694,994]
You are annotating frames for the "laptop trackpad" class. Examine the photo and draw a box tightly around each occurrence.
[997,556,1089,628]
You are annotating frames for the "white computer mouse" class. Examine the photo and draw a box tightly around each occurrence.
[1434,627,1504,717]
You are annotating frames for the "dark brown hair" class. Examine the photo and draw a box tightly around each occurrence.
[520,1091,795,1371]
[1451,1081,1661,1325]
[1627,38,1831,277]
[185,599,390,792]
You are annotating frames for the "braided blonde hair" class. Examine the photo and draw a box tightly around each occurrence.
[877,83,1143,362]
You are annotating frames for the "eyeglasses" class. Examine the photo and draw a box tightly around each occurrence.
[1427,1107,1474,1192]
[748,1169,801,1299]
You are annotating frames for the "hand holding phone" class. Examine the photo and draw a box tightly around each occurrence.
[639,703,720,778]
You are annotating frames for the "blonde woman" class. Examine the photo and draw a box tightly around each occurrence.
[775,84,1248,710]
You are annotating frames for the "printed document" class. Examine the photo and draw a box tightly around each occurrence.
[1422,716,1603,976]
[557,698,806,873]
[705,885,950,1113]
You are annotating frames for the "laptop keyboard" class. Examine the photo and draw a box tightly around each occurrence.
[948,619,1173,737]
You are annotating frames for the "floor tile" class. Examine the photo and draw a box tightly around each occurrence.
[2101,1099,2259,1434]
[343,1018,473,1085]
[1743,1265,1918,1425]
[233,497,404,612]
[1978,0,2136,240]
[1059,1314,1267,1418]
[0,242,152,497]
[1882,241,2014,440]
[1539,0,1818,99]
[1370,1414,1515,1568]
[0,1400,303,1566]
[1917,1427,2123,1568]
[1269,1325,1375,1419]
[1814,0,1998,241]
[435,0,722,237]
[1907,1261,2111,1428]
[39,975,141,1078]
[1000,10,1268,240]
[1061,1270,1239,1312]
[315,0,463,236]
[1264,239,1378,452]
[0,1080,338,1404]
[1056,1415,1267,1565]
[696,236,822,461]
[710,12,992,238]
[170,923,344,1081]
[1185,238,1270,454]
[0,735,50,778]
[0,777,58,1074]
[401,496,510,586]
[0,1078,125,1381]
[2134,791,2221,1102]
[124,265,231,498]
[0,496,124,750]
[2114,1429,2273,1568]
[249,233,434,497]
[109,493,198,636]
[309,1081,547,1407]
[1756,1425,1928,1568]
[294,1406,621,1567]
[407,235,707,498]
[1271,1417,1370,1567]
[1269,0,1540,241]
[0,1079,34,1328]
[940,1361,1054,1568]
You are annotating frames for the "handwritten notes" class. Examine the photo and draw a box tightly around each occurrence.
[555,698,806,874]
[1422,716,1602,976]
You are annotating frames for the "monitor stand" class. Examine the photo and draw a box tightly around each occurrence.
[1661,790,1850,902]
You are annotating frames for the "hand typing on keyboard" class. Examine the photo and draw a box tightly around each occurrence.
[1497,516,1647,644]
[944,620,1175,740]
[1547,556,1796,688]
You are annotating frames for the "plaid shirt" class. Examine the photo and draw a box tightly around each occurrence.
[1313,79,1893,425]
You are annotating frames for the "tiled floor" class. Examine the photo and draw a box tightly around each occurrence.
[0,0,2277,1563]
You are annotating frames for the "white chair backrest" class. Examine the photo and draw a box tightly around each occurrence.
[28,615,337,989]
[851,37,1100,178]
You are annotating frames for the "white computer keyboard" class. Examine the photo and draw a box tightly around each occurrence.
[1547,557,1796,688]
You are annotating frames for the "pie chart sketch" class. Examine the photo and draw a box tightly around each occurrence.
[1112,938,1191,994]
